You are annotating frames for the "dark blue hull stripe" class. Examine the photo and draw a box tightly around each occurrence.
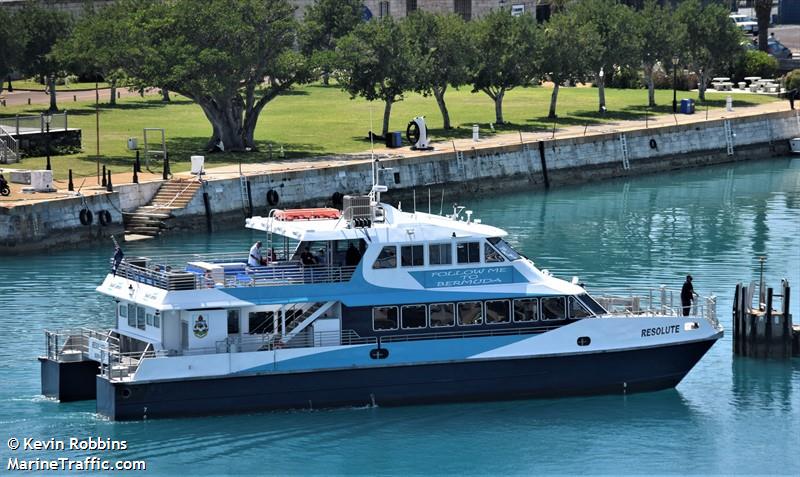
[97,338,716,421]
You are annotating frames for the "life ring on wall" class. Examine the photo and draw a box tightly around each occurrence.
[649,138,658,150]
[79,208,93,226]
[98,209,112,226]
[331,192,344,208]
[267,189,279,206]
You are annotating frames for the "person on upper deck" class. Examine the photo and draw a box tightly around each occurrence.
[248,241,264,267]
[300,247,316,266]
[681,275,695,317]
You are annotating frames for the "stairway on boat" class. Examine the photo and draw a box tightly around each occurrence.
[124,179,201,239]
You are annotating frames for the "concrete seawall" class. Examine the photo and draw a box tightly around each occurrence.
[1,109,797,253]
[169,110,797,230]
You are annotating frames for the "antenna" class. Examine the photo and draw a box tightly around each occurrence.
[428,188,431,214]
[368,104,383,204]
[413,189,417,213]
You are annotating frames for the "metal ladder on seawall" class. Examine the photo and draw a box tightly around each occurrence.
[239,175,249,215]
[619,134,630,170]
[724,120,734,156]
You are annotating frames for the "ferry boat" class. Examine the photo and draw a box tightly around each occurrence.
[40,173,723,420]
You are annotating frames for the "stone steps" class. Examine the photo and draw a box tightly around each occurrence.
[124,179,201,239]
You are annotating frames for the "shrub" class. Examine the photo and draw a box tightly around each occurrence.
[734,50,778,82]
[652,67,698,91]
[610,66,643,89]
[784,69,800,91]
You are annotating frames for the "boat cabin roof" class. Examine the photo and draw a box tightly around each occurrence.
[246,203,507,243]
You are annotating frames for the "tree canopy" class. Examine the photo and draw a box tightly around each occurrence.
[0,8,23,95]
[335,17,414,136]
[469,10,539,125]
[636,0,675,107]
[301,0,364,85]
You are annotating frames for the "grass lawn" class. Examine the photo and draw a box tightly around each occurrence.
[0,83,778,180]
[5,79,111,91]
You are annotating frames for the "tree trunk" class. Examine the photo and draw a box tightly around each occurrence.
[47,75,58,112]
[322,72,330,86]
[161,88,171,102]
[548,82,559,119]
[645,64,656,107]
[382,97,393,137]
[199,96,247,152]
[109,79,117,106]
[494,89,505,125]
[597,73,606,112]
[755,0,771,53]
[433,85,451,130]
[6,76,12,93]
[698,69,707,102]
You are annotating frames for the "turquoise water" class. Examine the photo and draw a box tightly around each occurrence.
[1,158,798,475]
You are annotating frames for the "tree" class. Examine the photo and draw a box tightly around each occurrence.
[754,0,771,53]
[540,11,600,119]
[301,0,364,86]
[53,4,128,105]
[469,10,538,125]
[335,17,413,137]
[403,12,471,130]
[0,8,24,95]
[109,0,311,152]
[569,0,641,112]
[675,0,743,101]
[16,3,73,112]
[637,0,674,107]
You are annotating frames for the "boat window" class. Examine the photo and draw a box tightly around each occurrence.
[514,298,539,322]
[249,311,274,334]
[458,301,483,326]
[488,237,522,261]
[541,297,566,320]
[153,313,160,328]
[334,239,366,267]
[568,296,593,318]
[119,304,127,319]
[136,307,146,330]
[578,293,607,315]
[486,300,511,324]
[429,303,455,327]
[484,242,505,263]
[401,245,424,267]
[456,242,480,264]
[127,304,136,328]
[228,310,240,334]
[429,243,452,265]
[146,313,154,326]
[373,306,399,331]
[401,305,426,329]
[373,246,397,269]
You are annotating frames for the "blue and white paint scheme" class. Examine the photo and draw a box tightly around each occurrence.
[40,182,723,420]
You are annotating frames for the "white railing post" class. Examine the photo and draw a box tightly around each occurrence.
[660,285,667,314]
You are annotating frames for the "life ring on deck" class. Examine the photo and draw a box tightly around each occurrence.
[331,192,344,208]
[98,209,112,226]
[79,208,93,226]
[649,138,658,150]
[267,189,279,206]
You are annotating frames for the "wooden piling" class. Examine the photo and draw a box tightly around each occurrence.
[733,280,795,358]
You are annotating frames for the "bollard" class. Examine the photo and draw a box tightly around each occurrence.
[101,165,107,187]
[106,169,113,192]
[472,124,479,141]
[27,98,31,105]
[68,169,74,191]
[726,95,733,112]
[73,95,76,102]
[135,150,141,173]
[132,163,138,184]
[163,154,170,180]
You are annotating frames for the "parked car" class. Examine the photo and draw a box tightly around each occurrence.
[767,37,792,60]
[730,14,759,35]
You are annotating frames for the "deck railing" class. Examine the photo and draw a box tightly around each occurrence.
[44,328,119,362]
[592,286,719,330]
[110,258,356,291]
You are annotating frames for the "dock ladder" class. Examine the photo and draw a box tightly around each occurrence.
[724,120,734,156]
[619,134,630,170]
[239,175,249,215]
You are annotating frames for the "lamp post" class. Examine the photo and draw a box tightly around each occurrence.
[44,113,52,171]
[672,56,679,114]
[598,67,605,114]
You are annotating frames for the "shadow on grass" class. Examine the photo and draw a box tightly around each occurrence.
[61,98,195,116]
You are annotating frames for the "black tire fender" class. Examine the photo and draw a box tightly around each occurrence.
[79,208,93,226]
[98,209,112,226]
[649,138,658,150]
[267,189,279,206]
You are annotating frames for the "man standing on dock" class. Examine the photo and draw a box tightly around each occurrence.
[681,275,695,316]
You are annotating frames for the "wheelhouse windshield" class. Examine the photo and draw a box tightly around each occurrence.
[488,237,521,261]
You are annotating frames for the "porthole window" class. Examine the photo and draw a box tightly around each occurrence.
[401,305,426,329]
[485,300,511,324]
[577,336,591,346]
[373,306,399,331]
